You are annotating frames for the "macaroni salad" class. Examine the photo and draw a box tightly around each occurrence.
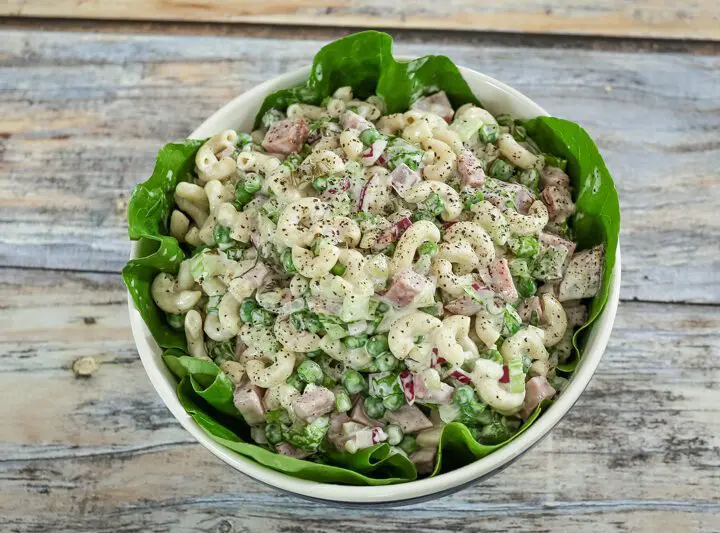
[151,88,604,472]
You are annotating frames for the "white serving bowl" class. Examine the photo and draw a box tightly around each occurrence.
[128,60,621,505]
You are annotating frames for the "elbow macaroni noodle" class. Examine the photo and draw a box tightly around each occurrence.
[148,86,594,450]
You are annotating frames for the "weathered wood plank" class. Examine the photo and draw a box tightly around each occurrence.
[1,31,719,303]
[0,268,718,531]
[2,0,720,41]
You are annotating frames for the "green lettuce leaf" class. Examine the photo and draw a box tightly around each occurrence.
[122,140,205,351]
[124,31,620,483]
[172,355,416,485]
[254,30,479,128]
[524,117,621,371]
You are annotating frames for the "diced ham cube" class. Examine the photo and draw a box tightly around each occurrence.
[385,404,433,433]
[515,187,535,215]
[350,398,384,427]
[539,232,576,257]
[275,442,311,459]
[233,379,266,426]
[291,384,335,422]
[327,411,351,449]
[519,376,556,419]
[564,304,588,327]
[542,185,575,223]
[262,118,309,155]
[487,258,518,302]
[389,163,421,199]
[235,336,248,358]
[444,295,484,316]
[457,149,486,188]
[410,91,454,123]
[340,110,373,131]
[558,246,604,302]
[244,261,268,289]
[517,296,541,323]
[409,448,437,475]
[540,166,570,189]
[384,268,430,308]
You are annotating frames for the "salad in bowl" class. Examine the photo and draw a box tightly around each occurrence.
[124,31,619,496]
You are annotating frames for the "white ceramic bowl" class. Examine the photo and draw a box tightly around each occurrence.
[128,61,621,505]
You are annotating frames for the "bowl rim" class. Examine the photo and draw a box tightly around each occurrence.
[128,62,621,504]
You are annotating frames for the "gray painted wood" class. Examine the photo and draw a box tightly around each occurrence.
[0,268,718,531]
[1,30,719,303]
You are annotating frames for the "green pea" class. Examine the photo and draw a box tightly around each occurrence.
[518,168,539,191]
[343,335,368,350]
[479,123,499,143]
[166,312,185,330]
[363,396,386,419]
[239,298,257,323]
[419,302,443,318]
[375,353,398,372]
[398,435,417,455]
[453,386,476,406]
[359,128,382,146]
[306,349,325,359]
[382,242,397,256]
[286,373,305,392]
[376,302,390,314]
[251,308,274,326]
[281,248,296,273]
[213,224,233,245]
[297,360,324,384]
[417,241,438,256]
[495,113,515,127]
[335,390,352,412]
[424,192,445,216]
[262,199,280,223]
[312,176,328,192]
[411,210,435,222]
[243,173,262,194]
[330,262,346,276]
[517,276,537,298]
[462,189,485,211]
[264,423,283,445]
[513,125,527,142]
[544,154,567,172]
[515,235,540,259]
[234,184,254,209]
[366,334,389,356]
[386,424,403,446]
[489,159,515,181]
[382,392,405,412]
[342,369,366,395]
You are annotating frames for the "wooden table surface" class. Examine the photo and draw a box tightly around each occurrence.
[1,7,719,532]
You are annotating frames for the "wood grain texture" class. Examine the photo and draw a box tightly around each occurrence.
[0,30,719,303]
[2,0,720,41]
[1,268,719,531]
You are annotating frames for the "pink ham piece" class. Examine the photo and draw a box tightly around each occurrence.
[517,296,542,323]
[539,232,576,257]
[540,166,570,189]
[519,376,556,419]
[234,336,248,358]
[327,412,352,449]
[291,384,335,422]
[262,118,309,155]
[456,149,486,188]
[384,268,429,308]
[542,185,575,223]
[565,304,588,327]
[444,283,493,315]
[233,379,266,426]
[243,261,268,289]
[275,443,311,460]
[340,110,373,131]
[410,91,454,123]
[409,448,437,475]
[372,216,412,251]
[487,258,518,302]
[389,163,421,199]
[385,404,433,433]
